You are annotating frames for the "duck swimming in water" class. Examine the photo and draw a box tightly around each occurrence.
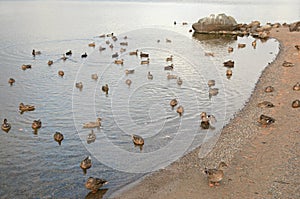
[125,79,132,87]
[177,77,183,86]
[200,112,216,129]
[147,71,153,80]
[80,156,92,174]
[91,74,98,80]
[102,84,109,95]
[207,80,215,87]
[53,132,64,146]
[223,60,234,68]
[83,118,101,128]
[204,162,228,187]
[177,105,184,116]
[132,134,144,151]
[170,99,178,108]
[19,103,35,113]
[1,118,11,132]
[32,49,41,56]
[85,177,108,194]
[21,64,32,70]
[32,119,42,130]
[8,78,15,85]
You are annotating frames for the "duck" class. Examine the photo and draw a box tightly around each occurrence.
[53,132,64,146]
[177,105,184,116]
[120,48,126,53]
[19,103,35,112]
[1,118,11,132]
[227,46,233,53]
[295,45,300,50]
[112,52,118,58]
[265,86,274,93]
[177,77,183,86]
[293,82,300,91]
[182,22,188,25]
[83,118,102,128]
[147,71,153,80]
[88,42,95,47]
[207,80,215,87]
[282,61,294,67]
[61,54,67,61]
[200,112,217,129]
[204,162,228,187]
[58,70,64,77]
[75,82,83,90]
[106,32,113,37]
[66,50,72,56]
[102,84,109,95]
[99,46,106,52]
[258,114,275,127]
[166,55,173,62]
[164,64,174,70]
[85,177,108,194]
[32,49,41,56]
[125,69,135,75]
[200,119,210,129]
[81,52,88,58]
[132,134,144,150]
[87,130,96,144]
[292,99,300,108]
[109,44,114,49]
[21,64,32,70]
[166,38,172,43]
[80,156,92,174]
[170,99,178,108]
[252,40,257,48]
[257,101,274,108]
[125,79,132,86]
[140,52,149,58]
[204,52,214,57]
[32,119,42,130]
[112,36,118,42]
[141,58,150,65]
[209,88,219,97]
[167,72,177,80]
[8,78,15,85]
[91,74,98,80]
[226,69,233,78]
[223,60,234,68]
[129,50,138,56]
[105,40,110,45]
[47,60,53,66]
[237,43,246,48]
[114,59,124,65]
[99,34,105,38]
[120,42,128,46]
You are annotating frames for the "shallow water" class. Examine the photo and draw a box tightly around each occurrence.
[0,0,296,198]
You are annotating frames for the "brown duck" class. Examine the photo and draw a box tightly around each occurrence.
[54,132,64,145]
[258,114,275,127]
[204,162,228,187]
[80,156,92,174]
[257,101,274,108]
[292,99,300,108]
[85,177,108,194]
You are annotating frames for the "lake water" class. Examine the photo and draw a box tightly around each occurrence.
[0,0,297,198]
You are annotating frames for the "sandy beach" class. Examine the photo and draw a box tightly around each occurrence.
[113,26,300,199]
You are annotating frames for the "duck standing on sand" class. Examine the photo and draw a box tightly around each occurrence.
[257,101,274,108]
[265,86,274,93]
[32,119,42,130]
[293,82,300,91]
[102,84,109,95]
[282,61,294,67]
[83,118,101,128]
[204,162,228,187]
[85,177,108,194]
[258,114,275,127]
[53,132,64,145]
[19,103,35,113]
[292,99,300,108]
[80,156,92,174]
[1,118,11,132]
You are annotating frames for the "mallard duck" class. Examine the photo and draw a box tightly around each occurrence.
[177,105,184,116]
[102,84,109,95]
[8,78,15,85]
[166,55,173,62]
[258,114,275,127]
[257,101,274,108]
[66,50,72,56]
[125,79,132,86]
[105,40,110,45]
[87,130,96,144]
[129,50,138,56]
[114,59,124,65]
[265,86,274,93]
[32,119,42,130]
[91,74,98,80]
[109,44,114,49]
[200,112,216,129]
[120,48,126,53]
[223,60,234,68]
[47,60,53,66]
[81,52,88,58]
[227,46,233,53]
[292,99,300,108]
[209,88,219,97]
[85,177,108,194]
[201,120,210,129]
[61,54,67,61]
[112,36,118,42]
[125,69,135,75]
[204,162,228,187]
[58,70,64,77]
[295,45,300,50]
[53,132,64,145]
[166,38,172,43]
[207,80,215,87]
[167,72,177,80]
[226,69,233,78]
[19,103,35,112]
[170,99,178,108]
[132,134,144,146]
[164,64,174,70]
[282,61,294,67]
[252,40,257,48]
[140,52,149,58]
[75,82,83,90]
[21,64,32,70]
[83,118,102,128]
[32,49,41,56]
[99,46,106,52]
[88,42,95,47]
[120,42,128,46]
[112,52,118,58]
[141,58,150,65]
[80,156,92,174]
[106,32,114,37]
[1,118,11,132]
[204,52,214,57]
[293,82,300,91]
[177,77,183,86]
[148,71,153,80]
[238,43,246,48]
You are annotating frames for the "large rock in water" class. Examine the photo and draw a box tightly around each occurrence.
[192,13,237,33]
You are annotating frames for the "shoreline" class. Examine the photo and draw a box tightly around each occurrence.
[112,26,300,198]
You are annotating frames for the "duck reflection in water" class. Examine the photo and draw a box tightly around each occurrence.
[85,188,108,199]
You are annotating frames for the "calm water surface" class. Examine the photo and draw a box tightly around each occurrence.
[0,0,297,198]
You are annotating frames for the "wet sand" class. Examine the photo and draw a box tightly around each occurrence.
[113,27,300,199]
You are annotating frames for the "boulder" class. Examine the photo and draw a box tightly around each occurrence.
[289,21,300,32]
